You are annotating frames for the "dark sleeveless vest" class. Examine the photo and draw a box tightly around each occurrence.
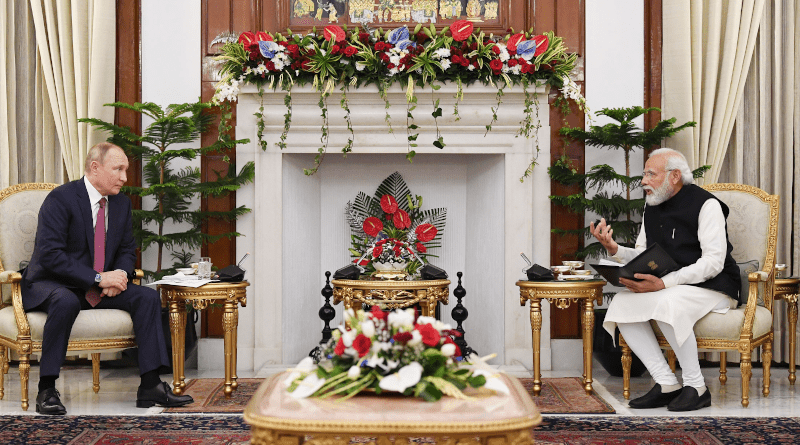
[643,184,741,305]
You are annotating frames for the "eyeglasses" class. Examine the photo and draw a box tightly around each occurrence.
[642,168,675,179]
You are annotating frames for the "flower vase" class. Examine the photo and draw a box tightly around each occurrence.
[372,260,408,280]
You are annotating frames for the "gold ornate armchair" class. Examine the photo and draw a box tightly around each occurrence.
[0,183,139,410]
[620,183,779,407]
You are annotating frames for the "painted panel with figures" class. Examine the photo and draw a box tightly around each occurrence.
[289,0,501,27]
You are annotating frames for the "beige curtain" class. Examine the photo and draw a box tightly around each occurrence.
[0,0,61,187]
[29,0,115,181]
[718,0,799,364]
[663,0,766,184]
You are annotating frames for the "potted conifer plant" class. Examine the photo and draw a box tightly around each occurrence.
[80,100,254,360]
[550,106,706,376]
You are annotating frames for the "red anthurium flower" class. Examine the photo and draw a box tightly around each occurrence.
[393,209,411,229]
[393,331,413,343]
[532,34,549,56]
[255,31,272,42]
[353,334,372,357]
[415,224,437,242]
[380,195,399,213]
[334,337,345,355]
[450,20,474,41]
[416,323,441,347]
[370,305,387,320]
[238,31,256,46]
[363,217,383,237]
[507,33,525,53]
[324,25,346,42]
[353,258,369,266]
[415,242,427,253]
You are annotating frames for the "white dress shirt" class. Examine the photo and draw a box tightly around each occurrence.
[84,176,108,232]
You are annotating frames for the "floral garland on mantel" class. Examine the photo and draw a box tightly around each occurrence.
[213,20,587,179]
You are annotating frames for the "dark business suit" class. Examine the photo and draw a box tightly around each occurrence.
[21,178,170,377]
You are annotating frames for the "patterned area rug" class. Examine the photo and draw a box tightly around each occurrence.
[1,415,799,444]
[167,376,615,414]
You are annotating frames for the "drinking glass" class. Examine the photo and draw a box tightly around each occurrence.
[199,257,212,279]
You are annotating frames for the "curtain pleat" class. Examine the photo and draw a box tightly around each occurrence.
[29,0,115,181]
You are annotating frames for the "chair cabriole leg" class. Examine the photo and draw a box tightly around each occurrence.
[92,353,101,393]
[621,339,632,400]
[740,351,751,407]
[719,351,727,384]
[762,340,772,396]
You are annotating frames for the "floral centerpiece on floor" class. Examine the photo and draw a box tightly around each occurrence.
[212,21,585,177]
[285,306,508,401]
[345,172,445,278]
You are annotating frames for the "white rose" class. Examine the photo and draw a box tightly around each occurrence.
[341,329,354,347]
[408,330,422,346]
[441,343,456,357]
[361,320,375,338]
[347,365,361,379]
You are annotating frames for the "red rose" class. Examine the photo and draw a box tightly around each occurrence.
[415,224,437,242]
[255,31,272,42]
[324,25,346,42]
[374,41,386,51]
[532,34,549,56]
[459,57,470,67]
[363,217,383,237]
[344,46,358,57]
[334,337,345,355]
[380,195,399,213]
[416,323,441,347]
[331,45,341,55]
[415,242,427,253]
[287,44,299,56]
[507,33,525,53]
[370,305,387,321]
[490,59,503,71]
[520,63,532,74]
[353,334,372,357]
[393,209,411,229]
[491,45,501,55]
[393,331,412,343]
[372,246,383,258]
[238,31,256,47]
[508,59,518,67]
[450,20,474,41]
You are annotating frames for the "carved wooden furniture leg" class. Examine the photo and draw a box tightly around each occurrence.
[581,298,594,393]
[788,294,798,384]
[19,353,29,411]
[621,341,631,400]
[762,339,772,396]
[2,346,8,373]
[168,298,187,394]
[719,351,728,384]
[91,353,101,393]
[740,350,752,407]
[223,299,238,396]
[0,346,5,400]
[529,298,542,395]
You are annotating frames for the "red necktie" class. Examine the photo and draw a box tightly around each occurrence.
[85,197,106,307]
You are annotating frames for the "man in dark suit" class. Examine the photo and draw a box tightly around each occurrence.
[22,142,192,414]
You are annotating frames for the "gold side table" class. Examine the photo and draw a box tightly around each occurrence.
[245,372,541,444]
[775,277,799,384]
[331,278,450,317]
[159,281,248,396]
[516,279,606,395]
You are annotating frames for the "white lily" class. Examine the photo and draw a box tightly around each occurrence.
[379,362,423,392]
[347,365,361,379]
[282,356,316,387]
[289,373,327,398]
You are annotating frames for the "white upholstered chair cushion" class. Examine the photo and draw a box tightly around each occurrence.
[0,307,135,348]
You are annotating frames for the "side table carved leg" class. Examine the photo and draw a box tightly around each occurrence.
[223,299,238,396]
[231,302,240,391]
[788,295,797,385]
[582,298,594,393]
[168,298,187,394]
[529,298,543,395]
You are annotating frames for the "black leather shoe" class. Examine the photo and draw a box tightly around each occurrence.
[628,383,682,409]
[136,381,194,408]
[667,386,711,411]
[36,388,66,415]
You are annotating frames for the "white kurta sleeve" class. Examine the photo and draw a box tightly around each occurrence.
[659,199,727,288]
[610,215,648,263]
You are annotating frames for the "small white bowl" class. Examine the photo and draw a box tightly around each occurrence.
[562,260,585,269]
[176,268,195,275]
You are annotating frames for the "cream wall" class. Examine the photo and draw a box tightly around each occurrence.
[140,1,645,372]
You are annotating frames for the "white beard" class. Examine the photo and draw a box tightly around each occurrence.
[644,179,674,206]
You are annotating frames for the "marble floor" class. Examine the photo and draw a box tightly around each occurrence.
[0,359,797,417]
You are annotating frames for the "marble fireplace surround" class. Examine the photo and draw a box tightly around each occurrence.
[228,83,553,374]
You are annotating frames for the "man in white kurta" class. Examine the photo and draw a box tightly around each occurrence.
[591,148,740,412]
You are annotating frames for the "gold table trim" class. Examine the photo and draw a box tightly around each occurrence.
[516,279,606,395]
[244,372,541,444]
[775,277,799,385]
[331,279,450,317]
[159,281,249,396]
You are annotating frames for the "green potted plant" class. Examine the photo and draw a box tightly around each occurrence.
[550,106,706,376]
[80,100,254,360]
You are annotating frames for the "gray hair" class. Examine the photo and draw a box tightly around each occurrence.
[649,148,693,185]
[84,142,121,174]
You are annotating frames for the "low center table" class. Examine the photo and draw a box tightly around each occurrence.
[245,372,541,444]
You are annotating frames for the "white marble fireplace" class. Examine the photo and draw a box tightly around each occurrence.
[212,83,554,374]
